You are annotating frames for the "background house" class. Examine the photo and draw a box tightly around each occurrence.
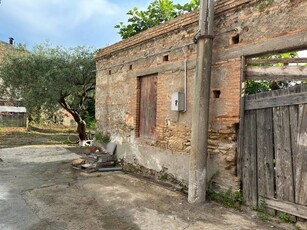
[0,38,19,106]
[0,38,27,127]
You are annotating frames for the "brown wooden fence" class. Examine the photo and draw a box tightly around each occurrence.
[241,84,307,219]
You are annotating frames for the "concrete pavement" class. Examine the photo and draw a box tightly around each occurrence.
[0,146,285,230]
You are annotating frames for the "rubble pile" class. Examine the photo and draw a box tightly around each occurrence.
[72,143,121,173]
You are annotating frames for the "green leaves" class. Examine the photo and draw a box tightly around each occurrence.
[245,80,271,95]
[245,52,299,95]
[0,43,96,120]
[115,0,200,39]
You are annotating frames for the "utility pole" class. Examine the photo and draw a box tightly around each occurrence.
[188,0,214,204]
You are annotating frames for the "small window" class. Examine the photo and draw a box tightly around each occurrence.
[213,90,221,98]
[163,55,169,62]
[231,34,240,45]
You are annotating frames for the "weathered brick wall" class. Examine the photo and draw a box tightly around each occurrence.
[96,0,307,190]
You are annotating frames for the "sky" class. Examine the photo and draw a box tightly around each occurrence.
[0,0,306,56]
[0,0,189,50]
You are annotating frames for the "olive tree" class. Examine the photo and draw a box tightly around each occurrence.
[0,43,96,141]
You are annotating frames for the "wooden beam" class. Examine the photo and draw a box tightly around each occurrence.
[247,58,307,65]
[245,92,307,110]
[237,56,246,181]
[246,66,307,81]
[264,197,307,219]
[213,31,307,63]
[247,75,307,81]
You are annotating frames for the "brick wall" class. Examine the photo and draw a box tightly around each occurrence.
[96,0,307,190]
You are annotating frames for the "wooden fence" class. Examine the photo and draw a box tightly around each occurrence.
[241,84,307,219]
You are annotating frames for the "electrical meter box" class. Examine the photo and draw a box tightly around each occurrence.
[171,92,185,111]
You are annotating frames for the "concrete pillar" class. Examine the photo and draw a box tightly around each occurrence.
[188,0,214,204]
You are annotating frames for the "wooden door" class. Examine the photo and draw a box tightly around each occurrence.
[139,74,157,139]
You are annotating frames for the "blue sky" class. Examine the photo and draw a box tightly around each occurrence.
[0,0,189,50]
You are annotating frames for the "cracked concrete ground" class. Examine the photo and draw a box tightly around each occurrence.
[0,146,284,230]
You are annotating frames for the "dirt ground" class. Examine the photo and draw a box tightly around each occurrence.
[0,127,296,230]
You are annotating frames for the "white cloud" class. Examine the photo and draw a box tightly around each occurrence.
[76,0,119,20]
[0,0,192,48]
[1,0,120,37]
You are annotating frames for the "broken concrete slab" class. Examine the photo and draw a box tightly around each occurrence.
[72,149,117,172]
[81,163,93,169]
[106,142,116,155]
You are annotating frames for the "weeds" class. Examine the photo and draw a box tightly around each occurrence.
[279,212,290,222]
[207,188,245,210]
[251,197,275,221]
[95,133,110,144]
[116,158,125,166]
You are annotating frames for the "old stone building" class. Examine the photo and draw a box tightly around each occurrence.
[0,39,17,106]
[0,39,28,127]
[95,0,307,191]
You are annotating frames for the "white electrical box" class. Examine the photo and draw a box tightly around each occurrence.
[171,92,185,111]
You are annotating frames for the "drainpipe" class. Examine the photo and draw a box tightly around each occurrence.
[182,47,188,112]
[188,0,214,204]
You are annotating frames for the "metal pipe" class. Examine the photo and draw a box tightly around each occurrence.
[182,47,188,112]
[97,167,122,172]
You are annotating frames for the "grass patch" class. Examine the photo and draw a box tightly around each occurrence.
[0,126,74,148]
[28,124,74,133]
[279,212,290,222]
[207,188,245,210]
[251,197,273,221]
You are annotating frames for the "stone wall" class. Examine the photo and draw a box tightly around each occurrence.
[95,0,307,190]
[0,41,14,105]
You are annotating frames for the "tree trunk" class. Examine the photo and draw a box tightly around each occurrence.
[77,120,86,141]
[58,97,87,141]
